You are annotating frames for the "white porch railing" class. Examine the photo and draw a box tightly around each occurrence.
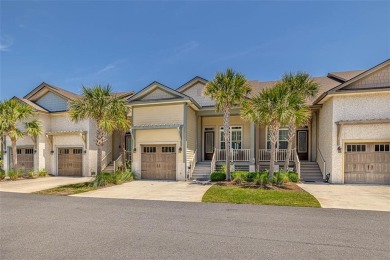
[113,154,123,172]
[317,148,326,179]
[211,149,216,173]
[125,151,132,162]
[101,151,112,170]
[215,149,251,162]
[258,149,296,162]
[188,149,197,180]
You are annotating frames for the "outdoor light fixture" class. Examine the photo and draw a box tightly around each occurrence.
[178,147,182,153]
[337,146,342,153]
[51,150,54,154]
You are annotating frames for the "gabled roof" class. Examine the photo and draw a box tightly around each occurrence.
[176,76,208,93]
[24,82,81,101]
[12,97,49,113]
[313,59,390,104]
[128,81,201,108]
[327,70,366,82]
[112,91,135,100]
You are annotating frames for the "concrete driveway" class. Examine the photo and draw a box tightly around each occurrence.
[0,176,93,193]
[73,180,212,202]
[298,183,390,212]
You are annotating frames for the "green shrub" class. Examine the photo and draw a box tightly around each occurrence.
[38,169,48,177]
[232,172,246,184]
[0,169,5,180]
[210,171,226,182]
[27,170,38,179]
[220,165,226,173]
[8,170,19,180]
[288,173,299,183]
[253,172,269,186]
[120,169,134,182]
[93,170,134,187]
[93,172,113,187]
[272,171,289,186]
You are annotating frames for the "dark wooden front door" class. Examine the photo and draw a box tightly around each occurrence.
[296,130,309,160]
[204,131,214,160]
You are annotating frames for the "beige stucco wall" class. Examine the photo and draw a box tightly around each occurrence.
[132,128,185,181]
[133,104,184,126]
[318,92,390,183]
[331,92,390,183]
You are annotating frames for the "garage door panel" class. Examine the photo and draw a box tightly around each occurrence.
[344,143,390,184]
[141,145,176,180]
[58,148,82,176]
[13,147,34,172]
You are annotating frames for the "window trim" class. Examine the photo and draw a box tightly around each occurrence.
[266,127,289,150]
[219,125,243,150]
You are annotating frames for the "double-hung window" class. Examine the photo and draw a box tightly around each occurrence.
[220,126,242,149]
[267,128,288,150]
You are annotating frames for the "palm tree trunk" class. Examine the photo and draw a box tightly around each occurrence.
[96,126,104,174]
[269,123,279,180]
[11,139,17,171]
[224,107,231,181]
[284,122,296,170]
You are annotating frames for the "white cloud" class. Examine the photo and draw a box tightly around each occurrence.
[0,36,14,52]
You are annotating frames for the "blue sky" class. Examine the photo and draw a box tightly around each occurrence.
[1,1,389,99]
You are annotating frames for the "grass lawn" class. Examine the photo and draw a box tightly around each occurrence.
[202,184,320,208]
[34,182,97,196]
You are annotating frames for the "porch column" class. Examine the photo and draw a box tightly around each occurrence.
[249,122,256,172]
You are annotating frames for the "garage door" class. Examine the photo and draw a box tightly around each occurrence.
[141,145,176,180]
[11,147,34,172]
[58,148,83,176]
[344,143,390,184]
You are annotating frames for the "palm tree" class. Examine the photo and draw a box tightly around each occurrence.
[204,69,251,181]
[283,93,311,170]
[69,85,129,174]
[0,100,42,170]
[242,82,290,180]
[281,72,319,170]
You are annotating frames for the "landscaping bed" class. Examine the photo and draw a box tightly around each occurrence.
[203,170,320,207]
[202,183,320,207]
[34,170,134,196]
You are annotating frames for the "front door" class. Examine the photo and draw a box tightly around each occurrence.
[204,131,214,160]
[296,130,309,160]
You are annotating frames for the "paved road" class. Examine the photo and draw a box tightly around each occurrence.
[1,192,389,260]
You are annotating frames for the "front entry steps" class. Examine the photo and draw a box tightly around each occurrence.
[191,162,211,181]
[300,162,325,183]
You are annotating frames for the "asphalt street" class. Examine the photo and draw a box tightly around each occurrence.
[1,192,389,259]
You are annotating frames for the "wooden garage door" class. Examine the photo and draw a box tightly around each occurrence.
[58,148,83,176]
[11,147,34,172]
[141,145,176,180]
[344,143,390,184]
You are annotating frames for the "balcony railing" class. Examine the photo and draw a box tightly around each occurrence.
[216,149,251,162]
[258,149,296,162]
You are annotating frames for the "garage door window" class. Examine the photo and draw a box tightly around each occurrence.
[162,146,175,153]
[25,148,34,154]
[73,148,83,154]
[374,144,390,152]
[17,149,22,154]
[143,146,156,153]
[346,144,366,152]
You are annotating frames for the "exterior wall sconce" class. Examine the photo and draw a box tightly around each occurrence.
[133,148,136,152]
[51,150,54,154]
[84,150,87,154]
[337,146,342,153]
[34,149,37,154]
[178,147,182,153]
